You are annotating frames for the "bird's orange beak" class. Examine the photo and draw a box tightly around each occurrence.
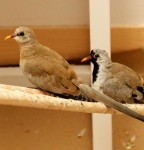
[81,56,91,62]
[4,34,16,40]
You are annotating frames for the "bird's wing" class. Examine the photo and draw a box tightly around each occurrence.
[52,63,81,96]
[25,47,80,96]
[103,77,134,103]
[112,63,144,88]
[103,63,144,103]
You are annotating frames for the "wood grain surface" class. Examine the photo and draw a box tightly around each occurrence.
[0,26,144,66]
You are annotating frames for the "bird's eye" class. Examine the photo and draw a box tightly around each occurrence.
[93,54,99,58]
[17,32,25,36]
[20,32,24,36]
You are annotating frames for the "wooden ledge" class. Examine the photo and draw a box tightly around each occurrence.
[0,84,144,115]
[1,26,144,66]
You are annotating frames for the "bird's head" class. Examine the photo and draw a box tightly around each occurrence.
[5,26,37,45]
[81,49,109,64]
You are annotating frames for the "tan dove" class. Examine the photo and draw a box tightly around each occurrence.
[5,27,144,122]
[81,49,144,104]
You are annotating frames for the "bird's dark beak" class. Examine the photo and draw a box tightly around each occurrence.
[81,56,92,62]
[4,34,16,40]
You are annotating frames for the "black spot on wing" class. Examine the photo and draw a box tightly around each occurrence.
[137,86,144,94]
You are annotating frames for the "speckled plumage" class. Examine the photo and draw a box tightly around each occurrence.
[91,49,144,104]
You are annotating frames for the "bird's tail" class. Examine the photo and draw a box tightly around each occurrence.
[78,84,144,122]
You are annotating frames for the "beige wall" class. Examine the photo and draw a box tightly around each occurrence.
[1,0,144,26]
[111,0,144,26]
[0,0,89,26]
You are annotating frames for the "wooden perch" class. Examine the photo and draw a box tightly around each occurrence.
[0,84,144,115]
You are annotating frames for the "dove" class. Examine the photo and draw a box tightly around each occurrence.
[5,26,144,122]
[81,49,144,104]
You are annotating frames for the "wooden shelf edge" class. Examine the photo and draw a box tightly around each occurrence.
[0,84,144,115]
[1,26,144,66]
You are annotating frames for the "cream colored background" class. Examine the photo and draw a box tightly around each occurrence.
[111,0,144,26]
[0,0,89,26]
[0,1,143,150]
[0,0,144,26]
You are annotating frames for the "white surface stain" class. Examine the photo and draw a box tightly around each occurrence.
[123,135,136,150]
[77,128,87,138]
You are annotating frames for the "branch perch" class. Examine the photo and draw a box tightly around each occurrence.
[0,84,144,115]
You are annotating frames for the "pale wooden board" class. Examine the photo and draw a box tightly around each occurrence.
[111,27,144,52]
[0,26,144,66]
[112,49,144,74]
[0,26,90,66]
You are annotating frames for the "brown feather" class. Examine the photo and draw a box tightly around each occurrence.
[20,43,81,96]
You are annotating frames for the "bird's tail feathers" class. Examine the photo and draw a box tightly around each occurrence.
[78,84,144,122]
